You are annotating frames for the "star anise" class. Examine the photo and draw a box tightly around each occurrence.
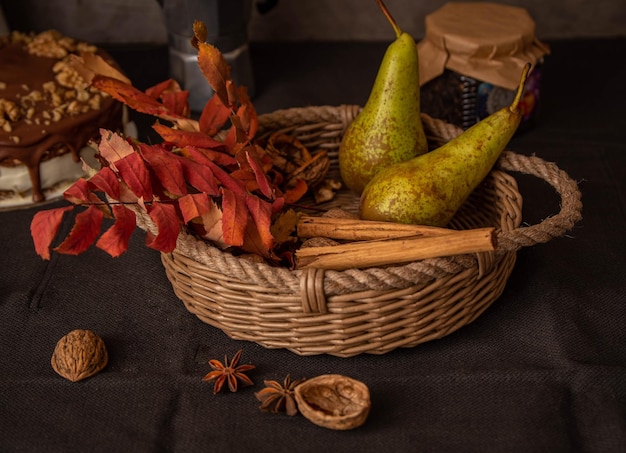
[202,349,255,394]
[255,374,306,416]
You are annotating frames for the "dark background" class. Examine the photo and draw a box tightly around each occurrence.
[1,0,624,44]
[1,1,625,451]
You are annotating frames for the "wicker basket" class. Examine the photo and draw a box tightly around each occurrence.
[133,105,582,357]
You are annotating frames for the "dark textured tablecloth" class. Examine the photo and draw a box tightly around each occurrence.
[1,39,625,452]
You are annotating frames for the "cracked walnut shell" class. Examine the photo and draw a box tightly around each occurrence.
[51,329,108,382]
[294,374,370,430]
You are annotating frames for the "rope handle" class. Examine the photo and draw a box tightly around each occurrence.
[495,151,582,252]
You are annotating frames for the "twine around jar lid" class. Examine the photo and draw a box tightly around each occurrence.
[417,2,550,90]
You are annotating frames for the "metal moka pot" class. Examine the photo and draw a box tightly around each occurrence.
[161,0,255,112]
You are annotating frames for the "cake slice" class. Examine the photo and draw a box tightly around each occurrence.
[0,30,132,209]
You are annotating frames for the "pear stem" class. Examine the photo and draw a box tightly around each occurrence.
[377,0,402,38]
[509,63,531,113]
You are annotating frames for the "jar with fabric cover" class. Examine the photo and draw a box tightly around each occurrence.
[417,2,550,131]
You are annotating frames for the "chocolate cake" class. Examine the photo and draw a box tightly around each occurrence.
[0,30,126,209]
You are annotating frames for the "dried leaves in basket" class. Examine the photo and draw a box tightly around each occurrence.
[30,21,329,267]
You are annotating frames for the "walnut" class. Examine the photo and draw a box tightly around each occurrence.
[51,109,62,122]
[294,374,371,430]
[51,329,108,382]
[23,90,43,103]
[75,88,90,102]
[76,42,97,53]
[314,178,342,204]
[51,92,63,107]
[67,100,81,114]
[42,81,56,93]
[27,30,68,58]
[88,94,102,110]
[56,63,87,90]
[0,99,21,124]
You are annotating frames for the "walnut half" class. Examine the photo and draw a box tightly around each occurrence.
[51,329,108,382]
[294,374,371,430]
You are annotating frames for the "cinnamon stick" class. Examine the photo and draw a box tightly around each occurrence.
[295,227,496,270]
[297,216,455,241]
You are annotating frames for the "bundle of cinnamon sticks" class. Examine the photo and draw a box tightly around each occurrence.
[295,216,496,270]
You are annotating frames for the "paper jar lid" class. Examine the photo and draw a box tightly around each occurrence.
[417,2,550,90]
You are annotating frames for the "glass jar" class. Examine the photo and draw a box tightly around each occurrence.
[417,2,550,131]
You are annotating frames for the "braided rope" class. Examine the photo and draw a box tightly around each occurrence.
[496,151,583,251]
[257,105,354,132]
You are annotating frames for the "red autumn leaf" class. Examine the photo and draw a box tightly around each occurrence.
[118,180,140,204]
[198,198,226,247]
[138,143,187,197]
[223,123,238,150]
[31,206,74,260]
[145,203,180,252]
[246,147,274,199]
[178,158,219,195]
[246,195,274,252]
[95,204,137,257]
[54,205,105,255]
[229,168,259,193]
[152,122,225,150]
[204,159,247,196]
[240,219,272,258]
[178,193,212,224]
[93,75,173,119]
[64,178,102,205]
[70,52,131,86]
[192,20,208,46]
[98,129,135,166]
[220,188,247,247]
[199,92,232,136]
[145,78,183,100]
[184,144,246,195]
[272,197,285,215]
[257,146,275,171]
[88,166,121,200]
[182,145,237,168]
[229,114,249,145]
[231,142,249,167]
[160,90,190,118]
[283,179,308,204]
[226,80,238,107]
[236,87,258,140]
[115,152,153,200]
[197,42,231,107]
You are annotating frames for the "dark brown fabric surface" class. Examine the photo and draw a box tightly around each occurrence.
[1,39,625,452]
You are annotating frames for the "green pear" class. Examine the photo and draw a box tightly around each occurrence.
[338,0,428,195]
[360,63,531,227]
